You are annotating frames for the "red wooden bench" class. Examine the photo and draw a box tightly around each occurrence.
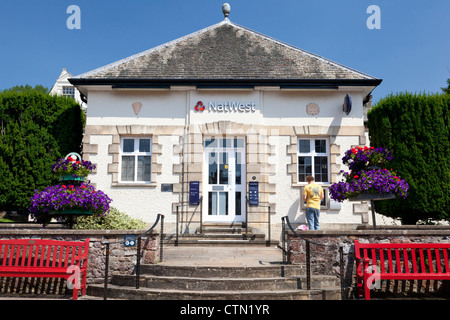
[0,239,89,300]
[355,240,450,300]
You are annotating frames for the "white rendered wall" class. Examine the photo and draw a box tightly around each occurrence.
[84,87,370,228]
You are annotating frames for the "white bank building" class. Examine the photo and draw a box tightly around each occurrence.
[69,8,382,238]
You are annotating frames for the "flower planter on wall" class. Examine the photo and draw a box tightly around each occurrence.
[49,209,94,216]
[59,175,85,182]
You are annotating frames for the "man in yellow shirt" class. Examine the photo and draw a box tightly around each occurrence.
[302,175,324,230]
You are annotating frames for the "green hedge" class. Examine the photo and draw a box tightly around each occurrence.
[0,91,84,214]
[367,92,450,224]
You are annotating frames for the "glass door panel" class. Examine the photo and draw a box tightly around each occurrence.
[219,152,229,185]
[203,138,245,222]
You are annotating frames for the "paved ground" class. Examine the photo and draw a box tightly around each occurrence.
[160,245,285,266]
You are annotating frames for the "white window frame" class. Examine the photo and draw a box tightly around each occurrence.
[297,137,330,184]
[119,137,152,183]
[62,86,75,99]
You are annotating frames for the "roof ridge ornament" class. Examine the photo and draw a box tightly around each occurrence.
[222,3,231,21]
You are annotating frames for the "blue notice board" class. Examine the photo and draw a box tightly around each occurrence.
[189,181,200,205]
[249,181,259,206]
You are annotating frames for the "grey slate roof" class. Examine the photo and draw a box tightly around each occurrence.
[75,20,378,82]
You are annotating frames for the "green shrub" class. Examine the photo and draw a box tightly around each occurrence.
[73,207,147,230]
[367,92,450,224]
[0,90,84,214]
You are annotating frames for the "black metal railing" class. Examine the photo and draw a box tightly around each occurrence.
[245,197,273,246]
[102,213,164,300]
[281,216,345,298]
[175,197,203,246]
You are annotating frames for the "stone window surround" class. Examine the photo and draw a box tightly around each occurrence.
[82,125,163,188]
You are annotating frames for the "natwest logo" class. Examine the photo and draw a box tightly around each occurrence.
[194,100,256,113]
[194,101,205,112]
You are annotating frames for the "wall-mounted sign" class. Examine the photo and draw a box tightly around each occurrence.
[248,181,259,206]
[161,184,173,192]
[189,181,200,205]
[124,235,137,247]
[194,100,256,113]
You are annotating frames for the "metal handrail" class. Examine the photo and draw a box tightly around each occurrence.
[281,216,341,293]
[102,213,164,300]
[175,196,202,246]
[244,197,273,245]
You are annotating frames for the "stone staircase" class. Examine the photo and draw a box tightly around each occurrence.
[85,245,342,300]
[163,223,269,246]
[86,264,341,300]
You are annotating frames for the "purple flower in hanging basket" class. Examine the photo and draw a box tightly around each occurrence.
[29,183,112,226]
[52,157,96,178]
[329,147,408,202]
[342,146,393,174]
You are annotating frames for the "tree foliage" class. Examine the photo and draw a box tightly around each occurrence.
[0,89,84,214]
[442,78,450,95]
[2,84,49,94]
[367,92,450,224]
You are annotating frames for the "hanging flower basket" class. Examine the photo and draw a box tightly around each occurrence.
[329,147,409,202]
[29,152,111,227]
[52,152,95,180]
[30,183,112,226]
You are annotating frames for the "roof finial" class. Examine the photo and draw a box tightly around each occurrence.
[222,3,231,21]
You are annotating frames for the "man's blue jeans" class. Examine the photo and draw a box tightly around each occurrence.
[306,207,320,230]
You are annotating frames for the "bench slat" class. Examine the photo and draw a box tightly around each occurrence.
[427,249,434,273]
[387,248,393,273]
[411,248,418,274]
[403,248,409,273]
[395,249,401,273]
[376,273,450,280]
[444,250,449,273]
[436,249,442,274]
[379,248,385,273]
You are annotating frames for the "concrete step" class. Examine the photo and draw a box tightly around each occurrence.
[201,227,252,234]
[140,264,304,278]
[163,233,271,246]
[87,284,341,300]
[163,221,271,246]
[111,273,339,291]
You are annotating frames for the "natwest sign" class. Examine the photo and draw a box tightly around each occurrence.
[194,100,256,113]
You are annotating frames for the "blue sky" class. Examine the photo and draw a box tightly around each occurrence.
[0,0,448,103]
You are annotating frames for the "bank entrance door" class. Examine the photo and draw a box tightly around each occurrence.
[203,138,245,223]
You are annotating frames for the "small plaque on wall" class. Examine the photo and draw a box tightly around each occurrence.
[161,184,173,192]
[306,103,320,116]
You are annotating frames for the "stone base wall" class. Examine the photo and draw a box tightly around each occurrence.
[287,228,450,299]
[0,229,160,285]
